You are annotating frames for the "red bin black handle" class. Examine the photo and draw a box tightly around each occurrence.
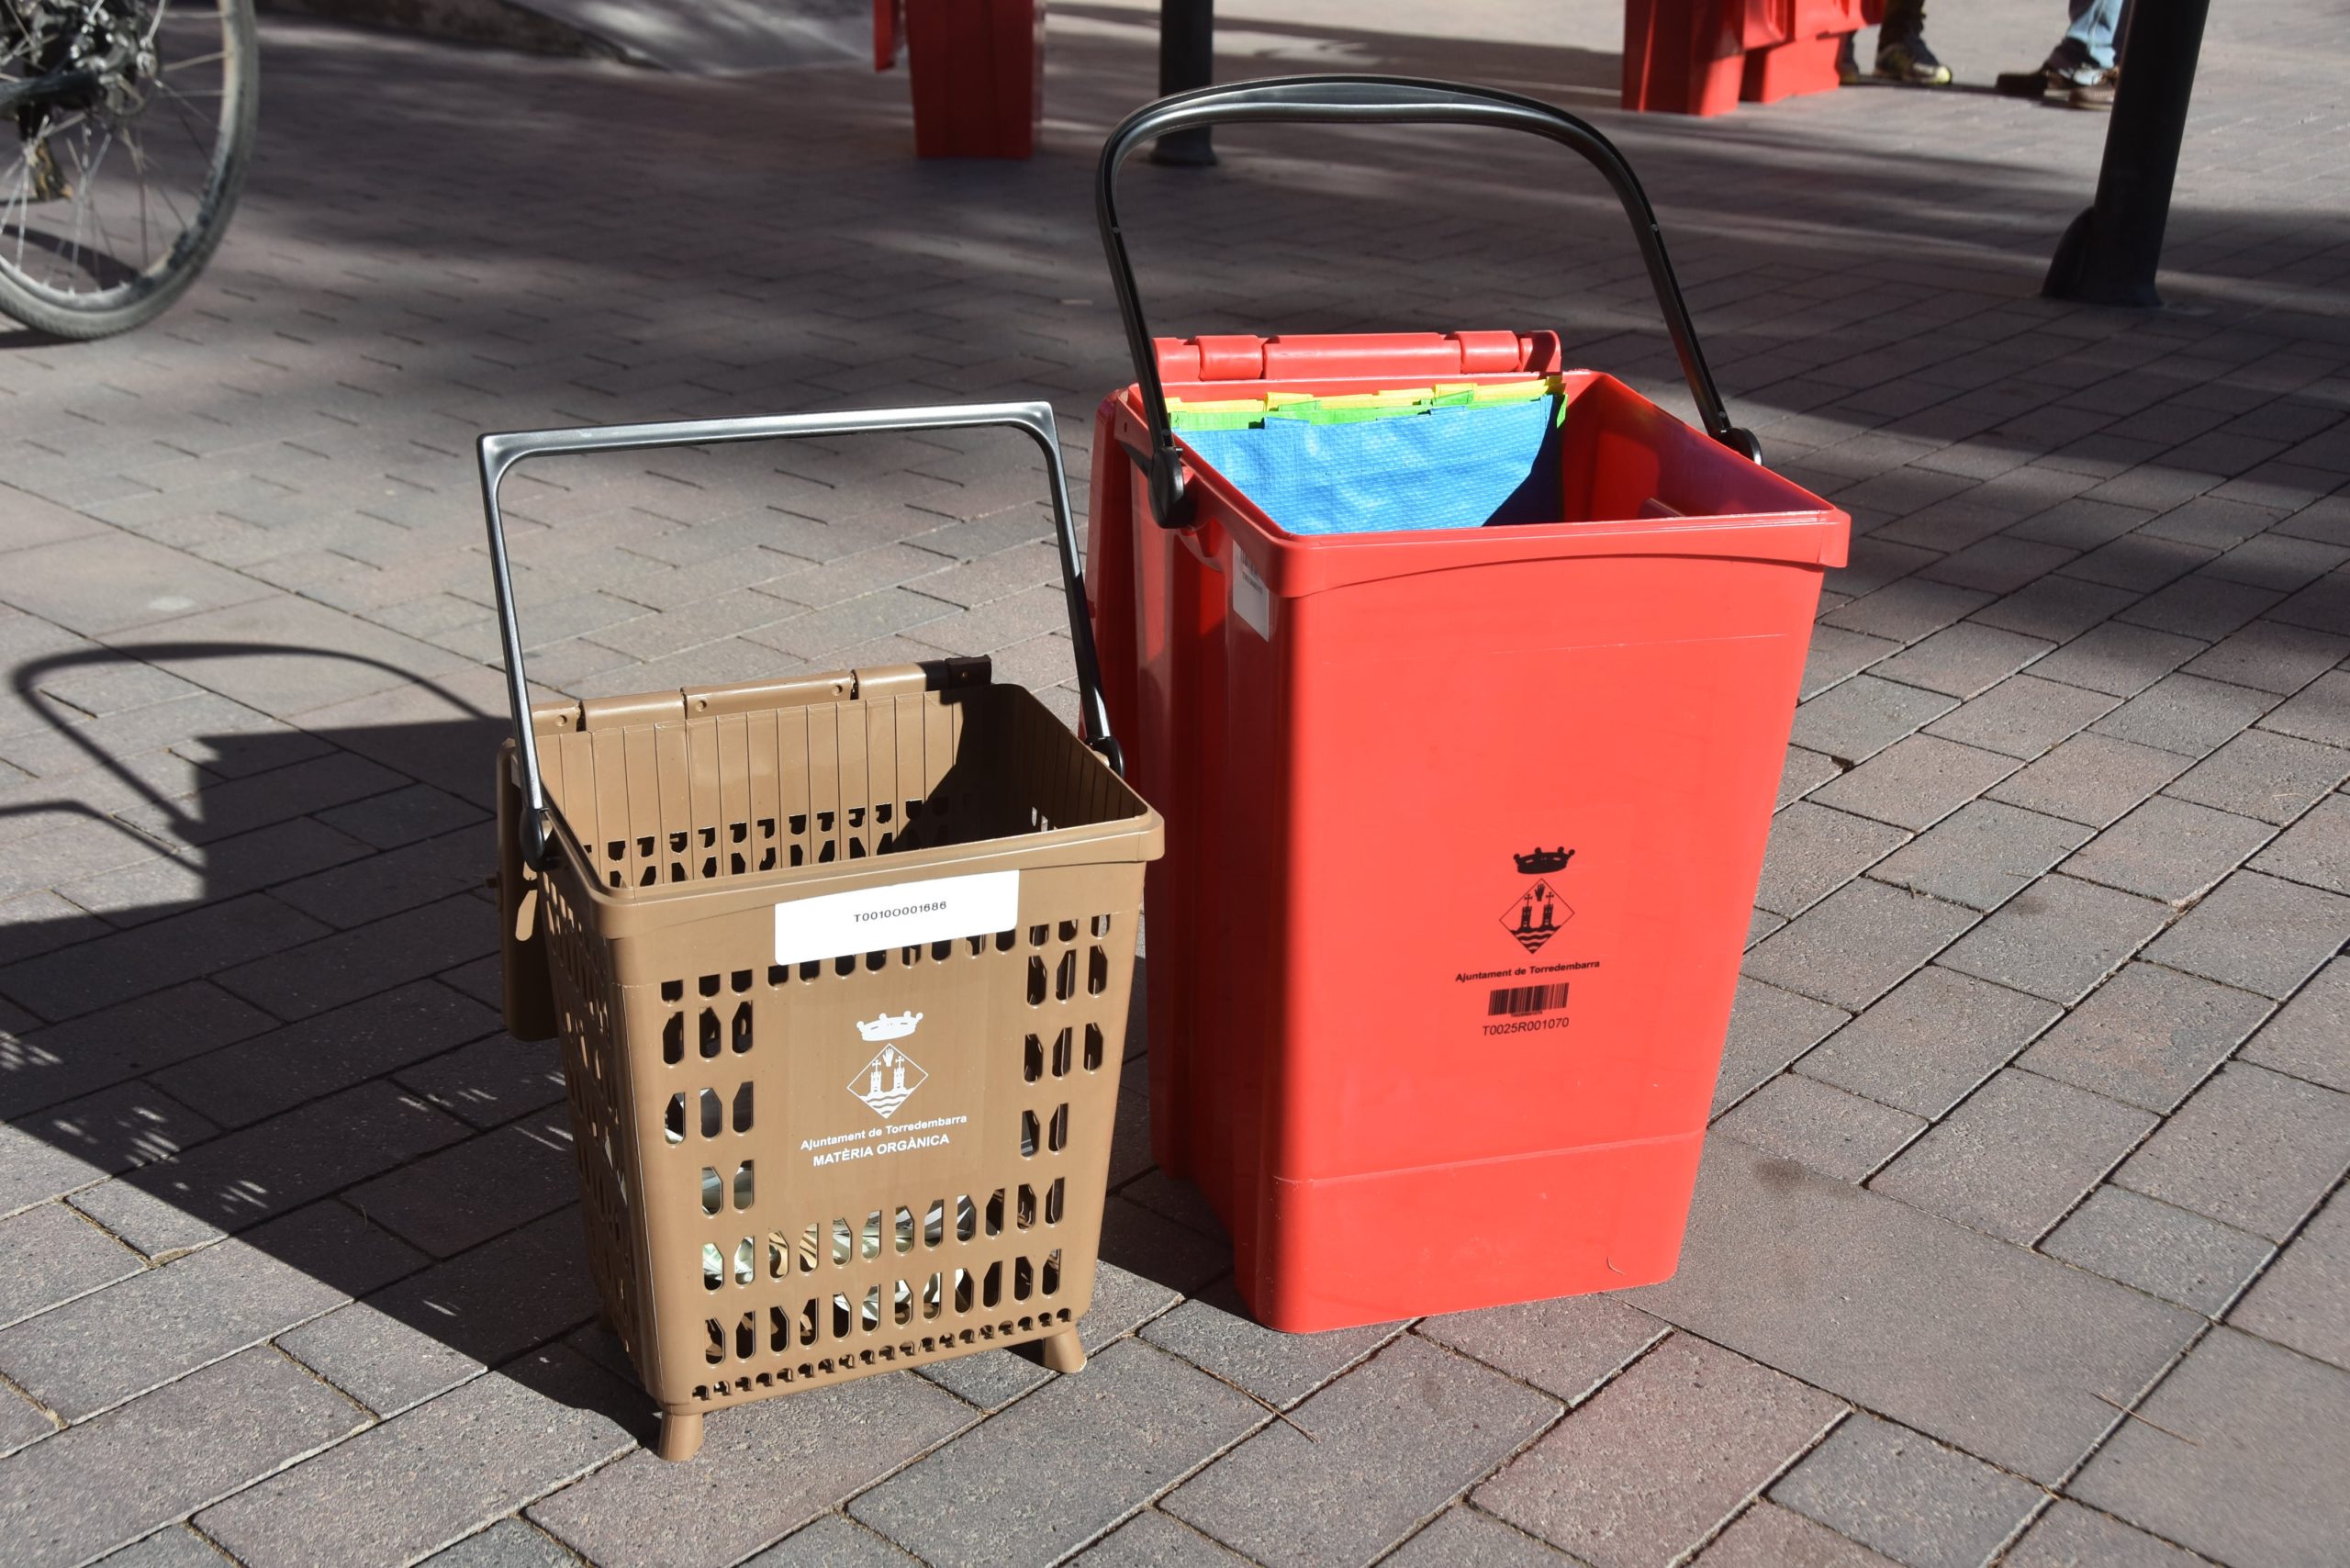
[1096,74,1762,530]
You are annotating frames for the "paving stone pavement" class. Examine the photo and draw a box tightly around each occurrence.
[0,0,2346,1563]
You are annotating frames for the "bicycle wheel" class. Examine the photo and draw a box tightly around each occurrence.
[0,0,257,339]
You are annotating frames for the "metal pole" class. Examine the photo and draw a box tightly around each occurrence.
[1151,0,1216,166]
[2042,0,2212,307]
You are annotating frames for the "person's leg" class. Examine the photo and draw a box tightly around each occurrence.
[1874,0,1951,84]
[2049,0,2126,80]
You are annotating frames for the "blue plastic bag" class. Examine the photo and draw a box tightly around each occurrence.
[1176,396,1563,536]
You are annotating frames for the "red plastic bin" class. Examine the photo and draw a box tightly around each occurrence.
[1624,0,1882,115]
[1088,79,1850,1333]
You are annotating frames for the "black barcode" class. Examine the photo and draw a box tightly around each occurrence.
[1488,983,1571,1017]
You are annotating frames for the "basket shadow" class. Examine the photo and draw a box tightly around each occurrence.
[0,642,655,1437]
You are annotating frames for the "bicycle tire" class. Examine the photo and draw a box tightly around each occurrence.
[0,0,258,339]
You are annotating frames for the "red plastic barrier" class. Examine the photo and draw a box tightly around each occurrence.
[900,0,1044,158]
[1623,0,1880,115]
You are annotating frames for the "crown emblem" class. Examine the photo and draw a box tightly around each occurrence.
[856,1011,923,1043]
[1514,846,1572,874]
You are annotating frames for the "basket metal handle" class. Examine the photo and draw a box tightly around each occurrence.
[1096,74,1762,529]
[478,400,1121,869]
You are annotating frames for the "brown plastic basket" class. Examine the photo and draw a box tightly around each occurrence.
[481,403,1160,1461]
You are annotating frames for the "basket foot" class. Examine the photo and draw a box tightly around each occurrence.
[1041,1325,1087,1374]
[656,1407,704,1462]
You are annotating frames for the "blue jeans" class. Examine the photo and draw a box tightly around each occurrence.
[2048,0,2127,80]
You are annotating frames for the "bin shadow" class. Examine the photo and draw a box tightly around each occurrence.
[0,642,656,1438]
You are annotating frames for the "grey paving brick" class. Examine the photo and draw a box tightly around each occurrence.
[277,1301,487,1417]
[21,1080,218,1180]
[2061,535,2215,595]
[1919,536,2078,595]
[2020,963,2274,1113]
[1382,1508,1580,1568]
[2029,623,2208,700]
[67,1180,225,1260]
[1474,1334,1840,1568]
[1922,675,2122,760]
[2043,1186,2275,1317]
[2252,792,2350,895]
[853,1340,1257,1568]
[2270,570,2350,634]
[151,980,500,1130]
[0,983,274,1121]
[0,1201,408,1420]
[364,1208,599,1368]
[1937,876,2173,1004]
[2113,1063,2350,1242]
[396,1033,568,1131]
[743,1514,929,1567]
[1788,676,1957,766]
[1778,747,1844,809]
[1822,580,1994,645]
[1807,736,2020,833]
[1754,804,1909,918]
[1800,626,1901,700]
[343,1112,577,1259]
[0,1202,140,1329]
[1166,1335,1556,1568]
[909,1342,1051,1412]
[1796,966,2059,1118]
[2143,870,2350,999]
[1872,624,2053,700]
[1968,575,2138,644]
[2178,620,2349,696]
[2260,668,2350,750]
[216,893,497,1022]
[198,1356,633,1568]
[91,1524,239,1567]
[317,783,487,852]
[1416,1294,1668,1406]
[0,1121,107,1217]
[0,892,330,1023]
[108,1079,471,1238]
[2000,1501,2211,1568]
[1066,1511,1253,1568]
[2239,958,2350,1092]
[1713,980,1852,1116]
[1987,733,2195,828]
[2165,730,2350,825]
[1141,1286,1401,1410]
[1867,801,2092,912]
[0,533,276,637]
[2070,1328,2350,1568]
[1872,1069,2155,1243]
[417,1518,585,1568]
[1741,881,1978,1013]
[1771,1412,2041,1568]
[2062,796,2277,904]
[2231,1185,2350,1372]
[1716,1074,1923,1182]
[0,1381,54,1457]
[1693,1502,1899,1567]
[2115,573,2284,644]
[1631,1138,2199,1484]
[0,1347,365,1568]
[2091,674,2280,757]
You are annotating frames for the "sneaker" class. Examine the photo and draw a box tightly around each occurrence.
[2068,68,2119,110]
[1994,67,2060,98]
[1836,34,1862,85]
[1875,36,1953,85]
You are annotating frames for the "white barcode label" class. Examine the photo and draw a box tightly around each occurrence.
[775,870,1021,965]
[1232,551,1271,639]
